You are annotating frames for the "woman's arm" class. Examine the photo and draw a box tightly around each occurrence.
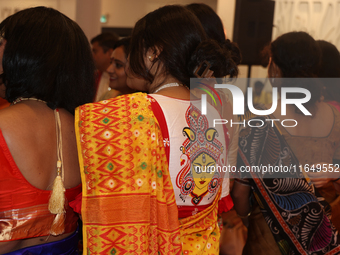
[306,162,340,192]
[231,180,251,227]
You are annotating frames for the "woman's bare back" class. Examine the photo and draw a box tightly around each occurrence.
[0,101,81,253]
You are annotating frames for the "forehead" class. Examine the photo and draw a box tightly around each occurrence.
[91,41,103,51]
[111,46,126,60]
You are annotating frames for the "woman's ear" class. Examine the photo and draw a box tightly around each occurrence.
[145,46,165,79]
[268,57,272,69]
[268,58,281,78]
[146,46,161,62]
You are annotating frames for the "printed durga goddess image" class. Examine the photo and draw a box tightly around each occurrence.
[176,104,227,206]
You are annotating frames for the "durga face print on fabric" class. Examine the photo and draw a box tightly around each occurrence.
[177,104,226,206]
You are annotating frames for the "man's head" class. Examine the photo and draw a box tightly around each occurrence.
[91,32,118,72]
[254,81,265,96]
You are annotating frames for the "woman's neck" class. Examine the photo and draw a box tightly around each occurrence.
[148,74,182,93]
[149,75,190,99]
[119,86,135,95]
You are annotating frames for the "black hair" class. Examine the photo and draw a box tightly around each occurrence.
[91,32,119,52]
[0,6,95,114]
[317,40,340,102]
[270,32,321,78]
[254,81,264,88]
[113,37,131,57]
[186,3,241,66]
[129,5,238,87]
[268,32,322,110]
[317,40,340,78]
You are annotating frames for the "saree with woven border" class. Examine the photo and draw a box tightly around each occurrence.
[76,92,222,254]
[237,113,340,255]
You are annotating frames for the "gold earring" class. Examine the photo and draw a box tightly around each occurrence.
[148,55,155,62]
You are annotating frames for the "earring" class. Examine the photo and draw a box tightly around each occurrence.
[148,55,155,62]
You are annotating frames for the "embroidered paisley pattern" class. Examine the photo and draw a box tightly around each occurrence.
[238,115,340,254]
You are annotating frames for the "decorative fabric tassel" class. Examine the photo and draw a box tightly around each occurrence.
[50,212,65,236]
[48,170,66,214]
[48,162,66,235]
[49,109,66,236]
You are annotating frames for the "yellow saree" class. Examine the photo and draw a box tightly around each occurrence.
[75,93,222,254]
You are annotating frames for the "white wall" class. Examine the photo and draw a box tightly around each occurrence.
[217,0,235,41]
[0,0,94,41]
[58,0,76,21]
[0,0,57,21]
[0,0,76,21]
[101,0,217,28]
[273,0,340,47]
[75,0,101,41]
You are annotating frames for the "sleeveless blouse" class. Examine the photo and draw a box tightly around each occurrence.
[0,129,81,241]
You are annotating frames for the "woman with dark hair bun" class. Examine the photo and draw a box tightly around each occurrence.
[186,4,245,252]
[76,5,237,254]
[0,6,95,254]
[232,31,340,254]
[186,3,242,66]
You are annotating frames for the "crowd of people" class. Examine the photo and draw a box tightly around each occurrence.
[0,3,340,255]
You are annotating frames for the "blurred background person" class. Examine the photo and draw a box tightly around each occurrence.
[253,80,272,105]
[90,32,118,101]
[0,6,94,254]
[232,31,340,254]
[100,37,135,100]
[317,40,340,112]
[305,39,340,230]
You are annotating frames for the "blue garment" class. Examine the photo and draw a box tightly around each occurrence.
[5,228,79,255]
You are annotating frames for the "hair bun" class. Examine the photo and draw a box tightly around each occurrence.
[189,39,239,78]
[221,39,242,65]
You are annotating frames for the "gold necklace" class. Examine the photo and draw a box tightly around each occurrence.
[12,97,47,105]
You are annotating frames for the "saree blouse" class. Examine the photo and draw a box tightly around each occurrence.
[0,129,81,241]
